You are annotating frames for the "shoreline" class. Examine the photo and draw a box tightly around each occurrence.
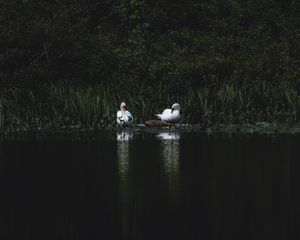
[1,122,300,140]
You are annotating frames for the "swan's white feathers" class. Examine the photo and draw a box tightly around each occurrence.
[116,102,133,126]
[125,110,133,120]
[162,109,172,115]
[155,103,181,123]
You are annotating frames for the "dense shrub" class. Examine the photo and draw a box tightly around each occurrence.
[0,0,299,129]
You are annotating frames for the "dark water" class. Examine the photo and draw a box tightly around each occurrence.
[0,131,300,240]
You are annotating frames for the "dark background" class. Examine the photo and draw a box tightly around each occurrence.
[0,0,299,127]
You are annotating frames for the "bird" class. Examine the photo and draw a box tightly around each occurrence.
[155,103,181,123]
[117,102,133,126]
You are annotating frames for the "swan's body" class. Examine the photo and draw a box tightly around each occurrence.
[117,102,133,126]
[156,103,181,123]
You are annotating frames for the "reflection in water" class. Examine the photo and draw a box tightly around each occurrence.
[2,134,300,239]
[157,132,181,203]
[157,132,181,141]
[117,131,133,178]
[117,131,133,238]
[117,131,134,142]
[157,132,181,174]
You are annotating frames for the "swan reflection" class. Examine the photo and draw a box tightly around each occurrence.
[157,132,180,175]
[157,132,181,200]
[156,132,181,141]
[117,131,133,236]
[117,131,133,179]
[117,131,134,142]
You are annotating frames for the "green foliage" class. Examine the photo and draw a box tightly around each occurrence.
[0,97,7,128]
[1,81,300,131]
[0,0,300,129]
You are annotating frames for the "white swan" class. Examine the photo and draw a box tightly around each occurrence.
[117,102,133,126]
[156,103,181,123]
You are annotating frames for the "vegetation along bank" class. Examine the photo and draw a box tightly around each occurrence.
[0,1,299,131]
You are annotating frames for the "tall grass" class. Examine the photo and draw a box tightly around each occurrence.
[0,81,300,131]
[0,97,7,128]
[182,81,300,126]
[49,86,115,127]
[48,84,173,127]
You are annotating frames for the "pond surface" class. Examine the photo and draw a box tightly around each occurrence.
[0,131,299,240]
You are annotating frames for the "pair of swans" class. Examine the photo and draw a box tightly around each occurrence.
[117,102,181,126]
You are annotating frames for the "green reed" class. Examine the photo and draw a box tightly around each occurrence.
[0,80,300,131]
[0,97,7,128]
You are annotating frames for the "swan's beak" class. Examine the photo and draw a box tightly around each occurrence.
[171,107,174,113]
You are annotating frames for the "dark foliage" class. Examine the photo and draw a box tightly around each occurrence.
[0,0,300,128]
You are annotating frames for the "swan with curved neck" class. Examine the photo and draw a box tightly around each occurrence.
[156,103,181,123]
